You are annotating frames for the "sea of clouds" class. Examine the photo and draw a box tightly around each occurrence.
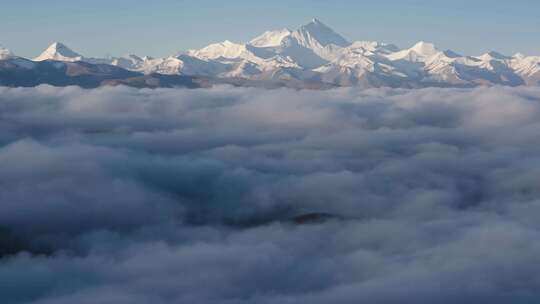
[1,85,540,303]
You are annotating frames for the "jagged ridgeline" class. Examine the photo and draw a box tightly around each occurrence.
[1,19,539,89]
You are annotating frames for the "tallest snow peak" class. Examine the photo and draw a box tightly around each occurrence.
[294,18,350,47]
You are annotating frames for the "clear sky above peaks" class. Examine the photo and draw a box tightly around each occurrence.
[1,0,539,58]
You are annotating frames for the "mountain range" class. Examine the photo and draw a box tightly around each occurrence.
[1,19,540,89]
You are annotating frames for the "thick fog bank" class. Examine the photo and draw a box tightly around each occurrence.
[1,85,540,303]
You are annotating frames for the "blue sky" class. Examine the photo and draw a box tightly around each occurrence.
[2,0,539,58]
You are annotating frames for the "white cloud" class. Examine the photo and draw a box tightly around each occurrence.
[1,85,540,303]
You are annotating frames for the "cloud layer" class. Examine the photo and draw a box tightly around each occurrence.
[1,85,540,303]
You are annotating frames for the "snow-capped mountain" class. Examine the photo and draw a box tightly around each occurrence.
[34,42,83,62]
[249,29,292,48]
[3,19,540,89]
[293,18,350,48]
[0,46,15,60]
